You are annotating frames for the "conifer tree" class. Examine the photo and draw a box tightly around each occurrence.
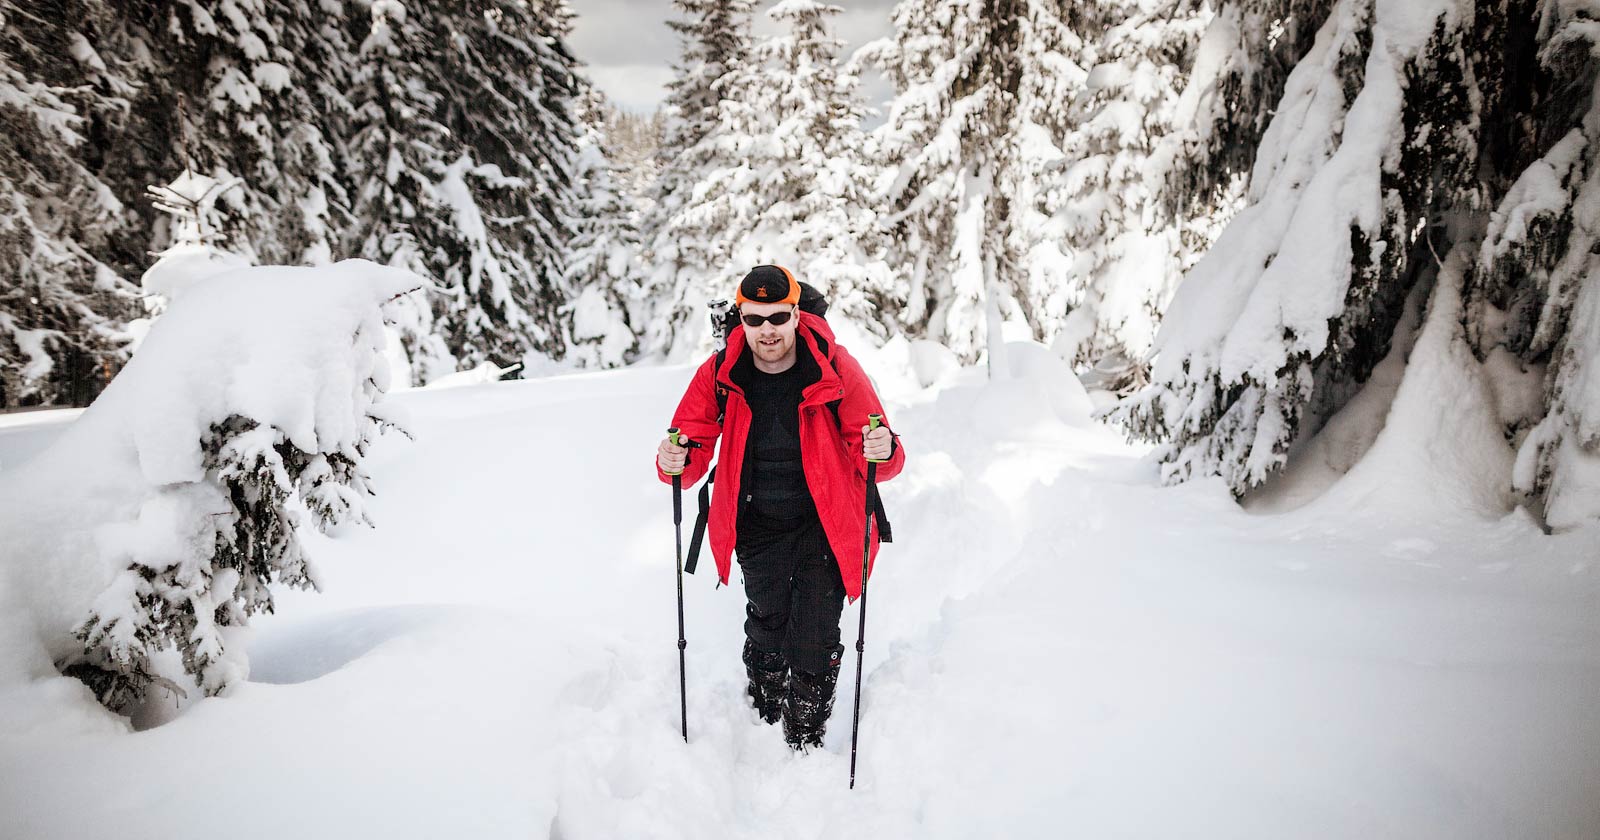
[343,0,584,382]
[564,86,644,368]
[141,0,355,268]
[1030,1,1211,376]
[866,0,1040,368]
[0,0,141,408]
[1469,0,1600,529]
[1119,0,1485,496]
[343,0,457,385]
[1162,0,1338,221]
[753,0,891,339]
[640,0,756,359]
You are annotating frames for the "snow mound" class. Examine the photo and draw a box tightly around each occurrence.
[970,340,1097,436]
[0,259,421,734]
[1315,250,1514,518]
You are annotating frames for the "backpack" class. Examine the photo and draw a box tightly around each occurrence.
[685,282,892,576]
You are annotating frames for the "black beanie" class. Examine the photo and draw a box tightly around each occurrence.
[736,265,799,306]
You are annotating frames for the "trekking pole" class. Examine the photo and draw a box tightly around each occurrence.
[850,414,885,789]
[666,427,698,743]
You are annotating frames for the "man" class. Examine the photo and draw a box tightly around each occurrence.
[656,265,905,750]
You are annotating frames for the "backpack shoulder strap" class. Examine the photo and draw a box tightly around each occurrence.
[685,465,714,574]
[689,349,729,574]
[714,347,729,422]
[826,393,894,543]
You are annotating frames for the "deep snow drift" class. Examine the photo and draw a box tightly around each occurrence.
[0,334,1596,839]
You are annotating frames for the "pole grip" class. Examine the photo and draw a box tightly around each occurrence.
[665,427,685,476]
[865,414,887,464]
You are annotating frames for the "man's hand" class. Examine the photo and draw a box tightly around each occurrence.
[658,435,689,474]
[862,425,893,462]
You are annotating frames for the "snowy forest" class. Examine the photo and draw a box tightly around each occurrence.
[2,1,1598,835]
[6,0,1597,530]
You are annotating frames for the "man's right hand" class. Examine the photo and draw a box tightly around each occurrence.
[658,435,689,474]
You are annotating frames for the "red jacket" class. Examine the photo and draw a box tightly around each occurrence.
[658,312,905,600]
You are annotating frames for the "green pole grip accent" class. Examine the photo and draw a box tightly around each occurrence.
[866,414,887,464]
[666,427,684,476]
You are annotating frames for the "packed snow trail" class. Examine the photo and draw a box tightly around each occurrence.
[0,358,1597,839]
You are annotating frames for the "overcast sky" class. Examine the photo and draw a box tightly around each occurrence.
[567,0,898,113]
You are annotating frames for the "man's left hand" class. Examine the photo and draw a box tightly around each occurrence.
[862,425,893,462]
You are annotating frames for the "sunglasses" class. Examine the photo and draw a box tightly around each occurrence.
[741,309,794,328]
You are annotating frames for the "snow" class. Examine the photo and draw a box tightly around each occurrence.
[142,168,250,304]
[1244,281,1427,514]
[67,33,107,73]
[422,361,523,389]
[252,61,292,92]
[1313,249,1515,517]
[0,317,58,382]
[1538,269,1600,529]
[372,0,407,26]
[141,242,250,302]
[0,321,1596,837]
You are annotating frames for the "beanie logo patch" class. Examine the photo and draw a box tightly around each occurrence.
[756,286,769,299]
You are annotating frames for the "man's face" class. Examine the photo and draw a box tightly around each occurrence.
[740,301,799,369]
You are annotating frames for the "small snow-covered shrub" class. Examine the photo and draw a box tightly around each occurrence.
[48,260,418,712]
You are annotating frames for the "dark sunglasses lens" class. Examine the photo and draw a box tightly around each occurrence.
[741,311,793,327]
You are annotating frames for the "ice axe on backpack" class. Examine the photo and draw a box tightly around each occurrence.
[665,427,701,742]
[850,414,886,789]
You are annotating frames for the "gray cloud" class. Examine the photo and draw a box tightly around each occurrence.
[567,0,897,113]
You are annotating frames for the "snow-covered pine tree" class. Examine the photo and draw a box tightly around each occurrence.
[433,0,584,371]
[1119,0,1483,496]
[0,0,142,408]
[865,0,1051,368]
[752,0,892,340]
[564,86,644,368]
[344,0,584,383]
[1023,0,1211,382]
[343,0,457,386]
[1162,0,1338,222]
[0,0,353,404]
[142,0,354,267]
[140,167,252,313]
[1470,0,1600,529]
[604,108,664,203]
[640,0,756,359]
[73,255,414,712]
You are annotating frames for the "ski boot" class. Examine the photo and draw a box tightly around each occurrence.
[782,660,840,751]
[742,640,786,725]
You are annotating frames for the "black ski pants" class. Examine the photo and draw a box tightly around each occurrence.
[735,508,847,676]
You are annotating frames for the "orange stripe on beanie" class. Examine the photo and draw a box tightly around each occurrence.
[735,265,799,306]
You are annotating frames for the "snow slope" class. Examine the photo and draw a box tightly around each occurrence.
[0,346,1597,839]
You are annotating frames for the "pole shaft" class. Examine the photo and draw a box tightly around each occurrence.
[674,473,688,743]
[849,459,877,789]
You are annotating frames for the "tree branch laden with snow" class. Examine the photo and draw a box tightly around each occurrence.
[56,260,417,712]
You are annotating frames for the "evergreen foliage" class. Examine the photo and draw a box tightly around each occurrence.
[1468,0,1600,529]
[864,0,1033,364]
[754,0,891,339]
[341,0,586,379]
[1029,0,1213,374]
[1121,0,1484,497]
[0,0,592,400]
[564,86,644,368]
[0,0,141,408]
[71,264,410,711]
[640,0,757,359]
